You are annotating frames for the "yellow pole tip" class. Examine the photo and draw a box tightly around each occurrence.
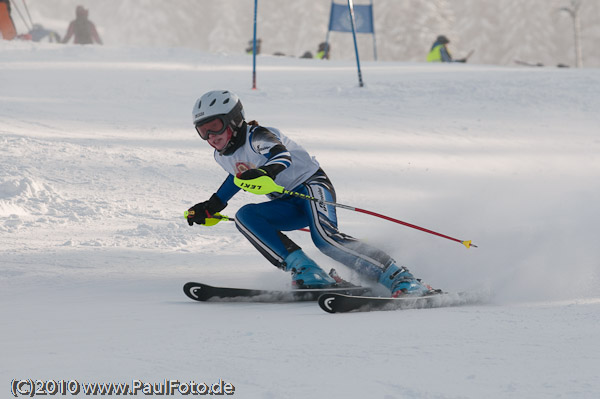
[462,240,472,249]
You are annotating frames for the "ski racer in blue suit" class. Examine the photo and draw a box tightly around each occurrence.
[186,90,437,297]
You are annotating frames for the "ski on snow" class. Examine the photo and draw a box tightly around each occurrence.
[183,282,370,303]
[317,291,481,313]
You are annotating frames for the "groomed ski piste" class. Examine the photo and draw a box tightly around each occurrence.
[2,41,599,398]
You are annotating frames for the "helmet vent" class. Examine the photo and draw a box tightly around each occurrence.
[209,99,216,106]
[223,98,230,104]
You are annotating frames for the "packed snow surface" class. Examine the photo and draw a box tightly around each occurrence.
[1,41,600,398]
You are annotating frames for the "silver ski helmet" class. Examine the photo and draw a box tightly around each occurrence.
[193,90,245,139]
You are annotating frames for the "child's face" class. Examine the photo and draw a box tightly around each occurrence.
[207,126,233,151]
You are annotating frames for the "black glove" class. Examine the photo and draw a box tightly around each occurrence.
[187,194,226,226]
[238,164,286,180]
[186,202,210,226]
[238,168,269,180]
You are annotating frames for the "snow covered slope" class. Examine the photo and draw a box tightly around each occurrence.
[1,41,599,398]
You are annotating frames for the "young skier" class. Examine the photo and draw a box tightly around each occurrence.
[186,90,437,297]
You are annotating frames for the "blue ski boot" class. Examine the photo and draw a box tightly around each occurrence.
[284,250,337,289]
[378,263,433,297]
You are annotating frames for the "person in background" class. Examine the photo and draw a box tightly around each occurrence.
[427,35,466,63]
[30,24,61,43]
[62,5,102,45]
[186,90,441,297]
[315,42,330,60]
[246,38,261,55]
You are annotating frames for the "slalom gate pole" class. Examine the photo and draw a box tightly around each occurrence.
[233,176,477,249]
[251,0,258,89]
[347,0,364,87]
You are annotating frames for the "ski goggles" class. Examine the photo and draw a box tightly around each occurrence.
[195,117,228,140]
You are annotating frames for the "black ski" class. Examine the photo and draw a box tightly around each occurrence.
[318,291,480,313]
[183,282,370,303]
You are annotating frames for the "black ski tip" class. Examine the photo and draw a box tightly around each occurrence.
[183,282,214,302]
[318,294,339,314]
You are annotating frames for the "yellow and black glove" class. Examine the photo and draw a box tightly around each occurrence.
[186,194,226,226]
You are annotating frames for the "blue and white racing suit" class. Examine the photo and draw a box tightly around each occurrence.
[211,123,395,279]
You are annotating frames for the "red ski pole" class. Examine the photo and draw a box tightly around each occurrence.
[234,176,478,249]
[341,206,476,249]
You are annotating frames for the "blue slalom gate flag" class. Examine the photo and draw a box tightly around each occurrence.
[328,2,374,34]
